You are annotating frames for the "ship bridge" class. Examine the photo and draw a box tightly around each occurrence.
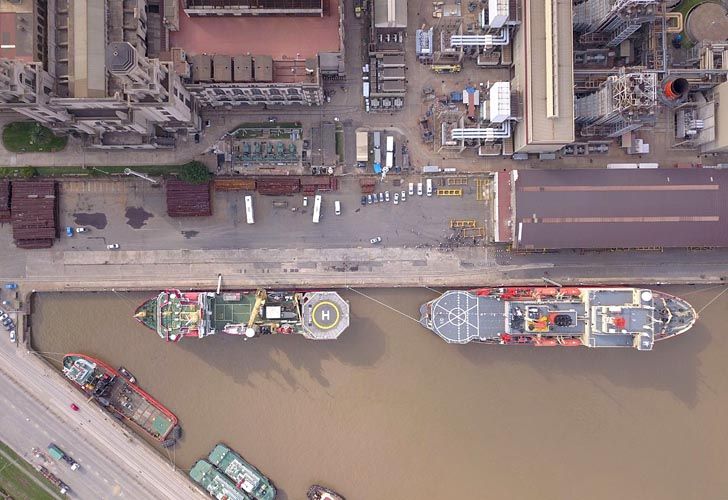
[301,291,349,340]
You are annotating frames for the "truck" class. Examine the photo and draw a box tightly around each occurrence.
[36,465,70,495]
[48,443,80,471]
[356,131,369,165]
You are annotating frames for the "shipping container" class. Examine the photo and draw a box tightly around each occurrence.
[386,136,394,153]
[386,152,394,168]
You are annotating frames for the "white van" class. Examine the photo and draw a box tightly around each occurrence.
[417,182,423,196]
[408,182,414,196]
[426,178,433,197]
[334,200,341,215]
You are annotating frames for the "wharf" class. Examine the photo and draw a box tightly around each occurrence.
[10,246,728,294]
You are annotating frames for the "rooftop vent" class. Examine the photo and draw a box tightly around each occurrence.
[107,42,137,75]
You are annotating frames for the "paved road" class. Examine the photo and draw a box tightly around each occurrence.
[0,340,203,500]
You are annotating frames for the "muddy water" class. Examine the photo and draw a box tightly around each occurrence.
[31,286,728,500]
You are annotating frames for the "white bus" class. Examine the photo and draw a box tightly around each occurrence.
[313,194,322,223]
[245,195,255,224]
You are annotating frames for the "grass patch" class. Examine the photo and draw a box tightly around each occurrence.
[0,442,57,500]
[2,122,67,153]
[335,124,344,163]
[0,164,190,179]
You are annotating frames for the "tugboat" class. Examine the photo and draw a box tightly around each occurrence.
[208,443,276,500]
[420,287,698,350]
[118,366,136,383]
[307,485,345,500]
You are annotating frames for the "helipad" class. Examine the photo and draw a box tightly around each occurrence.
[301,291,350,340]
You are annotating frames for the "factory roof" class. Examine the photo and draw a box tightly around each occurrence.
[170,0,341,60]
[70,0,107,98]
[0,7,34,62]
[512,0,574,153]
[374,0,407,28]
[509,168,728,249]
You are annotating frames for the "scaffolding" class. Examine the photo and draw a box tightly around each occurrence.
[575,72,658,137]
[573,0,660,47]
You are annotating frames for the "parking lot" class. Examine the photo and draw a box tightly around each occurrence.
[36,176,489,252]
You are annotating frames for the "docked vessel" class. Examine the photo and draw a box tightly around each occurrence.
[190,460,249,500]
[134,289,349,343]
[62,354,181,445]
[307,485,346,500]
[208,443,276,500]
[419,287,697,350]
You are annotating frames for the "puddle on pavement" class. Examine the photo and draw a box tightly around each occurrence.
[125,207,153,229]
[72,213,108,229]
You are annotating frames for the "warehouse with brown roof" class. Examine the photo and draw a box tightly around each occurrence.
[500,168,728,250]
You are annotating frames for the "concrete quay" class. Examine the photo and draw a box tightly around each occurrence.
[16,246,728,292]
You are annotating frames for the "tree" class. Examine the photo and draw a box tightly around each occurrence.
[178,161,211,184]
[19,167,37,178]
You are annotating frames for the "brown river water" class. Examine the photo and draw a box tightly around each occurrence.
[31,286,728,500]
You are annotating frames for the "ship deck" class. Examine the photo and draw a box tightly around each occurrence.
[109,379,174,439]
[428,290,506,343]
[213,295,256,329]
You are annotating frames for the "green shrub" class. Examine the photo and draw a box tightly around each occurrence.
[178,161,211,184]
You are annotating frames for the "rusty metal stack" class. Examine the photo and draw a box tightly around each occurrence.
[166,179,213,217]
[11,181,58,249]
[0,180,9,222]
[256,177,300,196]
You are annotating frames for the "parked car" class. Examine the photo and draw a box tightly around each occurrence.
[409,182,414,196]
[417,182,423,196]
[65,227,74,237]
[9,330,15,342]
[385,191,390,202]
[378,192,383,202]
[0,313,7,322]
[334,200,342,216]
[2,318,12,327]
[370,236,382,244]
[303,196,309,207]
[401,190,406,202]
[393,192,399,205]
[361,196,367,206]
[367,194,373,204]
[75,227,87,233]
[4,283,17,290]
[70,403,79,411]
[107,243,120,250]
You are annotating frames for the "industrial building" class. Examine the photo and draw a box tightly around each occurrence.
[0,0,198,149]
[0,0,345,148]
[367,0,407,112]
[167,0,345,107]
[424,0,575,155]
[420,0,728,158]
[492,168,728,250]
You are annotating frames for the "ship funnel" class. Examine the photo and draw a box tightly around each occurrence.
[663,78,689,101]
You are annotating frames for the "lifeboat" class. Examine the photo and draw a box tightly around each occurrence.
[533,337,558,346]
[558,338,582,347]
